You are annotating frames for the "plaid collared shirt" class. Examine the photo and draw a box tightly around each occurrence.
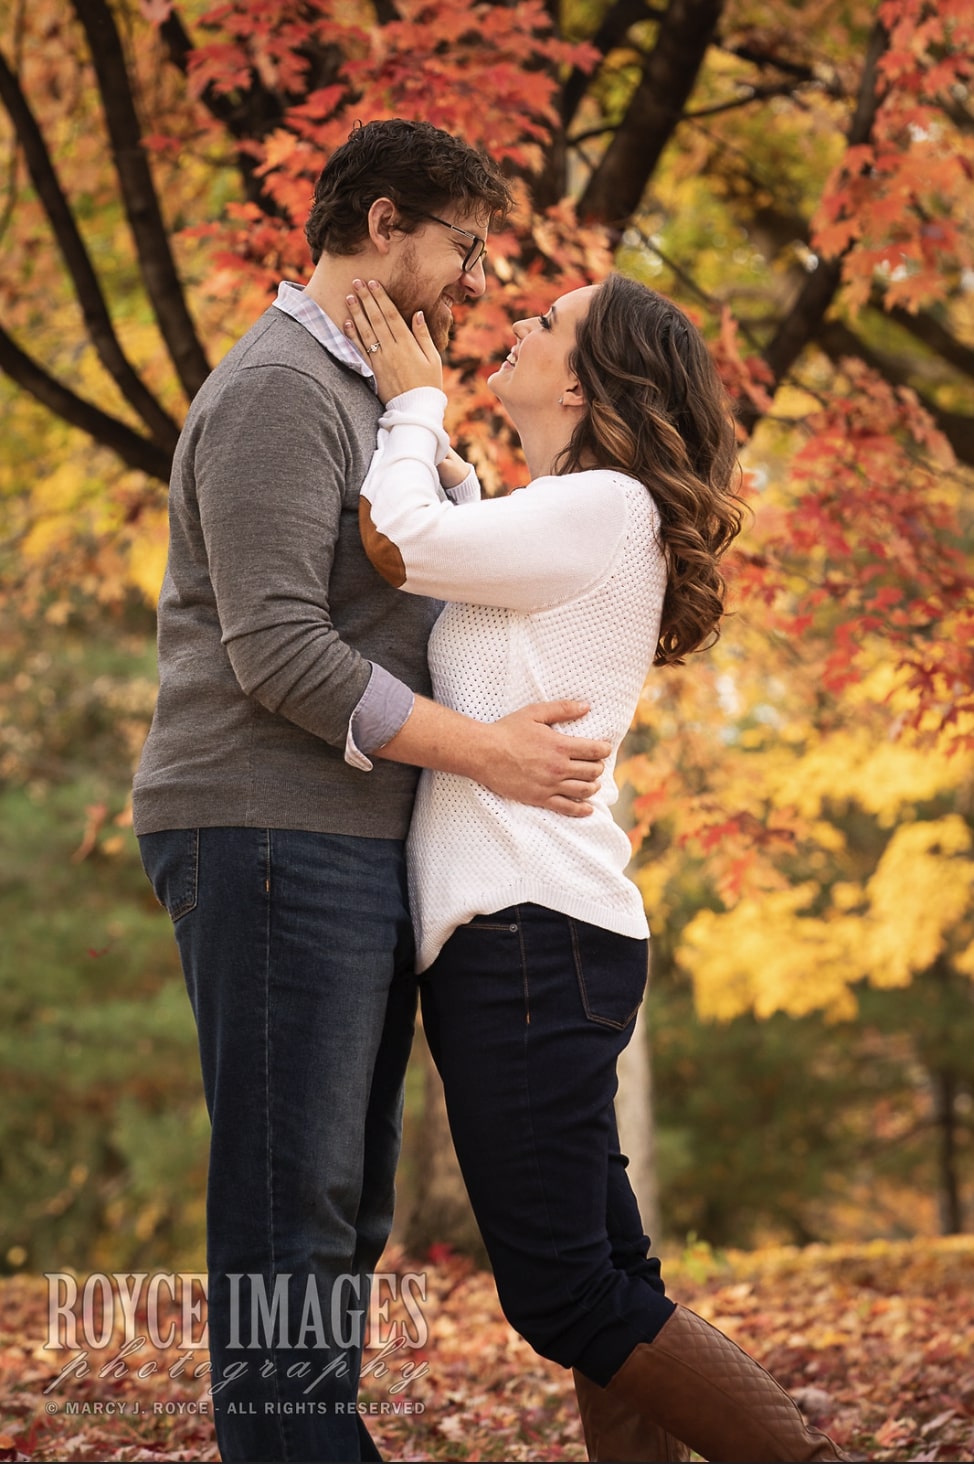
[273,280,376,385]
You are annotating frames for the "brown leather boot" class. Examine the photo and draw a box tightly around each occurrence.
[602,1305,849,1462]
[573,1368,691,1462]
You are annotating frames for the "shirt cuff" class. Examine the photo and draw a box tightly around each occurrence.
[445,464,481,504]
[344,662,416,771]
[381,387,450,463]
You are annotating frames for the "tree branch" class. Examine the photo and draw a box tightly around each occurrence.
[71,0,211,400]
[817,319,974,467]
[936,90,974,134]
[578,0,726,226]
[0,321,175,481]
[736,19,889,435]
[684,80,812,119]
[716,41,819,85]
[630,227,721,312]
[568,123,618,146]
[155,6,284,211]
[0,44,181,451]
[561,0,663,130]
[880,299,974,381]
[158,5,350,216]
[567,83,811,145]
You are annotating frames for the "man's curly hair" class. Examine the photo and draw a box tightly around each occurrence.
[305,119,512,263]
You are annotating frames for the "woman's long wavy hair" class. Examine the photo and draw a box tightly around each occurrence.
[555,275,744,665]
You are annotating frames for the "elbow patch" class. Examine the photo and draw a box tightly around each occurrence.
[358,497,406,588]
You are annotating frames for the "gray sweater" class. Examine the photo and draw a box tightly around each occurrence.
[132,308,439,840]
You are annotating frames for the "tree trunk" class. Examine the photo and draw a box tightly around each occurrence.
[399,1025,486,1262]
[72,0,211,399]
[932,1068,964,1235]
[738,19,889,435]
[616,1002,662,1241]
[578,0,725,225]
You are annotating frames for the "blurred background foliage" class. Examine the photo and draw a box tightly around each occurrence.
[1,0,972,1275]
[1,601,969,1271]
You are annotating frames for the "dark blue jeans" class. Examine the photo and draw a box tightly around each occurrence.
[420,904,675,1387]
[139,827,417,1463]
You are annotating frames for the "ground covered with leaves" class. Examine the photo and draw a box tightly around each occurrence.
[1,1237,973,1461]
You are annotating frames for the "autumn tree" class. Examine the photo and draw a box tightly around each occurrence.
[2,1,971,671]
[1,0,973,1248]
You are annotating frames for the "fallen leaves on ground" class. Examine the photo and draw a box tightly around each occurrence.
[1,1237,973,1461]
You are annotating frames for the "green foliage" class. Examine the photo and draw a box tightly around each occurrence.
[648,924,974,1248]
[0,623,207,1276]
[651,981,855,1247]
[0,608,156,788]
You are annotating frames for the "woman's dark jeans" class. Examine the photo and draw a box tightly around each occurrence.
[140,827,417,1462]
[421,903,675,1387]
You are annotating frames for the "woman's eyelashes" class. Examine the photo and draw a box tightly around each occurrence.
[540,312,553,331]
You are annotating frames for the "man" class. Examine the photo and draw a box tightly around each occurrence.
[133,118,609,1462]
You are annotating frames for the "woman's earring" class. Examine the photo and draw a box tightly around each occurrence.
[558,394,564,405]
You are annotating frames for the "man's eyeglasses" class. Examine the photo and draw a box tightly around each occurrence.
[418,213,487,274]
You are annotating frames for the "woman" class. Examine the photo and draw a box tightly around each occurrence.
[345,272,847,1464]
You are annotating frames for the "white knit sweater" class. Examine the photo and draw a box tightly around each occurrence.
[360,387,667,972]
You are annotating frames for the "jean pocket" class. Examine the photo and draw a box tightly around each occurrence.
[569,919,647,1029]
[459,908,520,933]
[138,829,199,923]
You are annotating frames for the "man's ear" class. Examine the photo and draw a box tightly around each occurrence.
[561,381,585,409]
[367,197,401,256]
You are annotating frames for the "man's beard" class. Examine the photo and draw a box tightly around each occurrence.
[385,243,454,353]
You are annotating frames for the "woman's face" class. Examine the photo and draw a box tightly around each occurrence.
[488,285,596,412]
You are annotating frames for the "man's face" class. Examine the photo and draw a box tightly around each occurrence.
[384,209,489,352]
